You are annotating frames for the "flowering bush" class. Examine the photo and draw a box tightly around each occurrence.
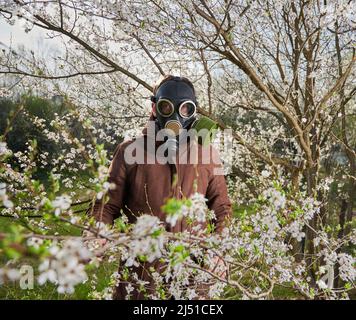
[0,0,355,300]
[0,162,354,299]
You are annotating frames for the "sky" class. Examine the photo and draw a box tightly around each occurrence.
[1,18,40,48]
[0,18,62,56]
[0,18,65,92]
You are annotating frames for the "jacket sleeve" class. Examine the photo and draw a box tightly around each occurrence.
[89,142,127,225]
[205,147,232,233]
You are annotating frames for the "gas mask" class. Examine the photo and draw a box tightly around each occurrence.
[150,77,219,163]
[151,77,197,134]
[151,77,197,160]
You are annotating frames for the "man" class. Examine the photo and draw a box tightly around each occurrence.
[89,75,232,299]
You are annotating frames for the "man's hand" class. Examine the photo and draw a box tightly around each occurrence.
[82,230,107,247]
[208,255,228,279]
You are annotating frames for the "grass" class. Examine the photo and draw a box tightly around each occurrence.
[0,258,117,300]
[0,193,354,300]
[0,207,304,300]
[0,214,118,300]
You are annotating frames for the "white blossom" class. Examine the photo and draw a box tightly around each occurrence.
[338,253,355,282]
[52,195,72,216]
[38,239,92,294]
[0,183,13,209]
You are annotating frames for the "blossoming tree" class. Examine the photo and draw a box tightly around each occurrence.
[0,0,355,299]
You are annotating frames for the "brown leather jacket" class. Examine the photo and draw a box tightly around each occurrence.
[90,120,232,298]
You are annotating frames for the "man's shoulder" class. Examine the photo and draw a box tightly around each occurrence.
[196,141,221,158]
[112,136,147,161]
[115,135,145,150]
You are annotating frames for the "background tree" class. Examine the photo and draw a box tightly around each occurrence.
[0,0,355,298]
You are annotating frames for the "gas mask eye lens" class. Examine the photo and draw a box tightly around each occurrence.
[157,99,174,117]
[179,101,196,118]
